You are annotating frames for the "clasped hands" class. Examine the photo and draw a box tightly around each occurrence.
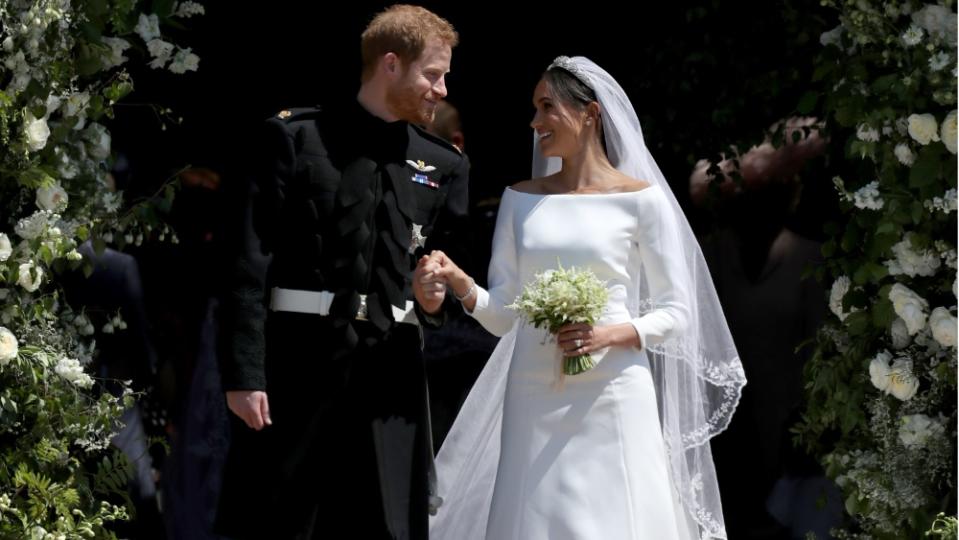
[413,251,639,357]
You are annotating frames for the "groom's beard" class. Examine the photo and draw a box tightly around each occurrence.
[386,81,435,127]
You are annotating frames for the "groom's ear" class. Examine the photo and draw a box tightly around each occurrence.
[383,52,400,78]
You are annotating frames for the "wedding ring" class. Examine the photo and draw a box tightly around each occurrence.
[574,339,583,348]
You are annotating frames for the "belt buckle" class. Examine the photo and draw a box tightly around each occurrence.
[356,294,368,321]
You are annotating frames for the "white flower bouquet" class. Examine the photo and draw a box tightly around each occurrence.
[508,262,609,375]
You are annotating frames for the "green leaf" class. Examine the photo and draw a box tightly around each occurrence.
[875,221,897,235]
[104,81,133,103]
[909,147,941,188]
[845,311,871,336]
[797,91,819,114]
[872,298,896,328]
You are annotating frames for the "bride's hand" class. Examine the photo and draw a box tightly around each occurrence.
[426,250,478,310]
[414,254,446,314]
[556,322,642,357]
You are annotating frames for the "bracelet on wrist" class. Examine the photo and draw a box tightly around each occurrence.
[453,278,476,302]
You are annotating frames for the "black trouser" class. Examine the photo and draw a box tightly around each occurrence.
[217,317,430,540]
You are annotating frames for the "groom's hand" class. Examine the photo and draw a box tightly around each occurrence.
[414,254,446,314]
[226,390,272,431]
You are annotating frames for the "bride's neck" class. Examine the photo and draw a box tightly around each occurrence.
[557,139,617,191]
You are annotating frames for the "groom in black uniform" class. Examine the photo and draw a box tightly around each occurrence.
[215,5,468,539]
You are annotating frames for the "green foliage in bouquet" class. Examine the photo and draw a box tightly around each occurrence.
[508,262,609,375]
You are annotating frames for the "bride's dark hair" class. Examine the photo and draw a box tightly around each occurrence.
[543,67,606,153]
[543,67,596,110]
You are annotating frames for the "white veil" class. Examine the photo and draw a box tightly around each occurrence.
[430,56,746,540]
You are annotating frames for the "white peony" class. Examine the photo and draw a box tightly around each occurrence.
[54,357,93,388]
[0,233,10,262]
[941,110,957,154]
[929,307,957,348]
[869,350,893,392]
[911,4,958,45]
[885,235,941,277]
[894,143,916,165]
[135,13,161,42]
[23,111,50,151]
[35,183,68,212]
[829,276,854,320]
[908,113,941,145]
[83,123,111,161]
[0,326,18,366]
[888,358,919,400]
[856,123,880,142]
[17,261,43,292]
[889,283,929,335]
[899,414,944,448]
[890,317,911,349]
[15,212,49,240]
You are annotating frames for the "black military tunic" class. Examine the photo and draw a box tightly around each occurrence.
[216,100,469,539]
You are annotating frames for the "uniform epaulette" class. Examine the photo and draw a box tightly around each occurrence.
[410,122,463,155]
[271,106,323,123]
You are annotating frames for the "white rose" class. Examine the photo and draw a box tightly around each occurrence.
[829,276,854,320]
[929,307,957,348]
[0,233,11,261]
[0,326,18,366]
[899,414,944,448]
[83,123,111,161]
[35,183,68,212]
[17,261,43,292]
[894,143,916,165]
[889,283,929,335]
[23,111,50,152]
[54,357,93,388]
[888,358,919,400]
[890,317,911,349]
[941,110,957,154]
[869,350,892,392]
[135,13,161,42]
[908,113,941,145]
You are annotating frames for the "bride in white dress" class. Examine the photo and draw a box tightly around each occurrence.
[418,57,746,540]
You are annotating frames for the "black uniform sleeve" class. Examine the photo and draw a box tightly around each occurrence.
[218,119,295,391]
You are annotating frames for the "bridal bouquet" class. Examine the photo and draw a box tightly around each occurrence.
[508,263,609,375]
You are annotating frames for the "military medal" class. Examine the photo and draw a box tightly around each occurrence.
[411,173,440,189]
[409,223,427,254]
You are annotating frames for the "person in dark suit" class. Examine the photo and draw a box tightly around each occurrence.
[214,5,468,540]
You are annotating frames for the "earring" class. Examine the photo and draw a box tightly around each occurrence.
[585,119,592,126]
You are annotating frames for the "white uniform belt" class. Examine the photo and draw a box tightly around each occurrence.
[269,287,419,326]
